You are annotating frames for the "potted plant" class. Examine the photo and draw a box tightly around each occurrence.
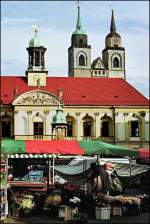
[19,195,35,217]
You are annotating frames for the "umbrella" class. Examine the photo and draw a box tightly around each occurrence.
[1,139,139,158]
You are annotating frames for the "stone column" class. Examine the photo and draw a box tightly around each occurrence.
[75,113,81,140]
[27,110,32,139]
[123,113,129,142]
[44,110,50,139]
[94,113,100,138]
[14,110,19,139]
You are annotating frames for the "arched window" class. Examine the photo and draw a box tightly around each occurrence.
[79,39,83,47]
[82,116,94,138]
[79,54,85,66]
[34,122,43,136]
[66,116,75,137]
[131,121,139,137]
[67,121,73,137]
[83,121,91,137]
[113,57,120,68]
[101,116,113,137]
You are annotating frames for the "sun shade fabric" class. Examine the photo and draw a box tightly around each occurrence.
[1,139,139,157]
[1,140,26,154]
[79,140,139,157]
[25,140,84,155]
[139,148,150,159]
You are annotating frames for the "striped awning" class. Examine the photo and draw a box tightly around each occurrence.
[7,154,56,159]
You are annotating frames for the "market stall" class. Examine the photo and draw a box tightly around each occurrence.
[1,139,149,220]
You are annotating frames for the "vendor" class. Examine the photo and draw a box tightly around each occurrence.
[90,162,102,194]
[102,163,122,195]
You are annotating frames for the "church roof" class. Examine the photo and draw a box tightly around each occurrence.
[0,76,149,106]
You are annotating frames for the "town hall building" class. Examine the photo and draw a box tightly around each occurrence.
[1,6,149,149]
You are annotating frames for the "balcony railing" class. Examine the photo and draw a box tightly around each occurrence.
[1,135,113,141]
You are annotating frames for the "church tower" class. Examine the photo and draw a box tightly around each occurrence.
[68,3,91,77]
[102,10,126,79]
[26,27,48,86]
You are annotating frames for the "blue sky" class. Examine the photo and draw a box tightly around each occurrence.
[1,1,149,98]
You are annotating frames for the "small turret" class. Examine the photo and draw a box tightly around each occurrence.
[26,26,48,86]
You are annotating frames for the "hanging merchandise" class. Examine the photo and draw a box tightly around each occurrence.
[0,154,8,221]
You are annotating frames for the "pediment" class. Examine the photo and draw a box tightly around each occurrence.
[12,90,62,106]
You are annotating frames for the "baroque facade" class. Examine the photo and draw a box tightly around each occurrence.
[1,6,149,148]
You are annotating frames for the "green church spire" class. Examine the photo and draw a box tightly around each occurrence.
[72,1,86,36]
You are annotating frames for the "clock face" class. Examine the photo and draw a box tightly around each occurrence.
[33,74,39,81]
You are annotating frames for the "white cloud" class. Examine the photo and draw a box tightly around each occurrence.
[1,17,40,26]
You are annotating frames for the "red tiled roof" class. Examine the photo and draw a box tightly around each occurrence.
[0,76,149,106]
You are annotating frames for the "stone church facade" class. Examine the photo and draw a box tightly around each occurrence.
[1,6,149,148]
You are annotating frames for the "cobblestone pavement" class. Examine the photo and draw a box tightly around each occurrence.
[3,212,150,224]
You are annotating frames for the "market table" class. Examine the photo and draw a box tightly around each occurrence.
[9,181,47,192]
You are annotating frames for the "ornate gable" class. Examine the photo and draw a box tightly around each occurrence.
[12,90,61,106]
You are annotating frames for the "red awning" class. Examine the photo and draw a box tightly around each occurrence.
[139,148,150,159]
[25,140,84,155]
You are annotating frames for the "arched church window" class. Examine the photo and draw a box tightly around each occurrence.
[79,54,85,66]
[79,39,83,47]
[113,57,120,68]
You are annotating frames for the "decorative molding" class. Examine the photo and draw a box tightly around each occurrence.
[94,112,99,116]
[27,110,32,115]
[12,90,61,106]
[44,110,49,115]
[123,112,128,117]
[75,113,81,117]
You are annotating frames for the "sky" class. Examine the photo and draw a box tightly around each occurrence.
[1,0,149,98]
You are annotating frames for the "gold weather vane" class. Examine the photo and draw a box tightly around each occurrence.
[32,24,40,35]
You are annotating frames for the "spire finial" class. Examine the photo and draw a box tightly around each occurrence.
[32,24,40,36]
[76,0,82,30]
[110,10,116,33]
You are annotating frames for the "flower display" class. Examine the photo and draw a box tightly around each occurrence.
[64,182,79,191]
[45,194,61,206]
[19,198,35,209]
[0,167,7,189]
[70,196,81,204]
